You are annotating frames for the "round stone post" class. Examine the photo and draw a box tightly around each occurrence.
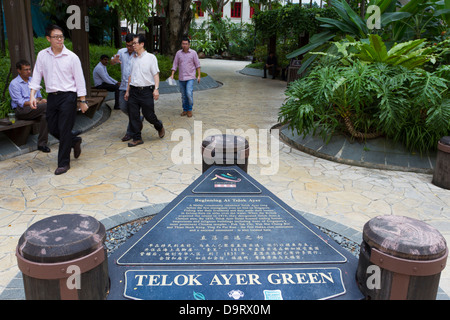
[201,134,250,173]
[356,215,448,300]
[16,214,109,300]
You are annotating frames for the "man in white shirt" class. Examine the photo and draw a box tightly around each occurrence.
[93,55,120,109]
[111,33,140,142]
[124,35,165,147]
[30,25,87,175]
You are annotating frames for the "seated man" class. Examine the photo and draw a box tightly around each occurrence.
[8,60,50,152]
[93,54,120,109]
[263,51,278,79]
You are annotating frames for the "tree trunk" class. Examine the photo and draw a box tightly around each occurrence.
[0,0,6,55]
[360,0,366,18]
[343,116,382,140]
[71,0,91,97]
[113,8,121,49]
[3,0,35,78]
[164,0,192,58]
[268,35,276,56]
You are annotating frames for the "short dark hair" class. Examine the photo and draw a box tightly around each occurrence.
[100,54,109,60]
[124,33,135,43]
[134,34,146,45]
[45,25,64,37]
[181,37,190,43]
[16,60,30,70]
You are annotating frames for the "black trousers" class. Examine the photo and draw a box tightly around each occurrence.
[96,82,120,108]
[264,64,277,78]
[15,103,48,147]
[127,86,163,141]
[47,91,81,167]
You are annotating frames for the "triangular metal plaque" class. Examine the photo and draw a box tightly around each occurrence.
[117,195,346,265]
[108,166,363,300]
[192,168,262,194]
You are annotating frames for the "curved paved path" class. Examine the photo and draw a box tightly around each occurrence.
[0,59,449,298]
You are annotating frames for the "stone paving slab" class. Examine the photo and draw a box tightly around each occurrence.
[159,75,221,93]
[0,59,448,300]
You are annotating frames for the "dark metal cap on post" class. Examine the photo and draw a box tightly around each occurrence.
[201,134,250,173]
[16,214,109,300]
[356,215,448,300]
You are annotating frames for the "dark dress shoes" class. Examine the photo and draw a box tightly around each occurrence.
[72,129,82,136]
[73,138,82,158]
[38,146,51,153]
[158,127,165,138]
[128,139,144,147]
[121,134,132,142]
[55,165,70,175]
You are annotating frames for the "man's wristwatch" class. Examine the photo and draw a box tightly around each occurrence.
[79,100,88,104]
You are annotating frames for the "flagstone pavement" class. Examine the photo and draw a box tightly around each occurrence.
[0,59,449,299]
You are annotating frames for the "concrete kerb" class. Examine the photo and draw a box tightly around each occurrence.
[272,122,436,175]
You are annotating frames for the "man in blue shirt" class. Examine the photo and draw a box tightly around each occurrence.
[8,60,50,152]
[111,33,142,142]
[93,54,120,109]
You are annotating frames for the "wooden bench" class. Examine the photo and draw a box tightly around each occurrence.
[79,88,108,119]
[0,118,39,146]
[1,89,108,146]
[90,88,108,98]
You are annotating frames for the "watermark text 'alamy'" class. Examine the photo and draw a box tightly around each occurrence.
[170,121,280,175]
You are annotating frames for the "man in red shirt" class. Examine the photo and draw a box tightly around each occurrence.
[170,37,201,118]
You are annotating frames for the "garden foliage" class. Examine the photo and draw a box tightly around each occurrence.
[279,35,449,154]
[279,0,450,154]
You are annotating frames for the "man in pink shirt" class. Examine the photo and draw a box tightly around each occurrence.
[170,37,201,118]
[30,25,88,175]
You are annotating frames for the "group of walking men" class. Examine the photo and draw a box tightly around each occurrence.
[8,24,201,175]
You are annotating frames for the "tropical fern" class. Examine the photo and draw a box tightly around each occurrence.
[426,98,450,136]
[280,57,449,153]
[373,76,409,136]
[409,69,448,106]
[279,80,317,137]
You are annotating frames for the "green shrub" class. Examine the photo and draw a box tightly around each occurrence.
[245,62,264,69]
[191,18,255,58]
[279,60,449,154]
[280,34,450,154]
[0,54,11,118]
[253,45,267,63]
[89,43,122,84]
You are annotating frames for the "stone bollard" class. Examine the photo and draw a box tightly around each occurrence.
[201,134,249,173]
[432,136,450,190]
[356,215,448,300]
[16,214,109,300]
